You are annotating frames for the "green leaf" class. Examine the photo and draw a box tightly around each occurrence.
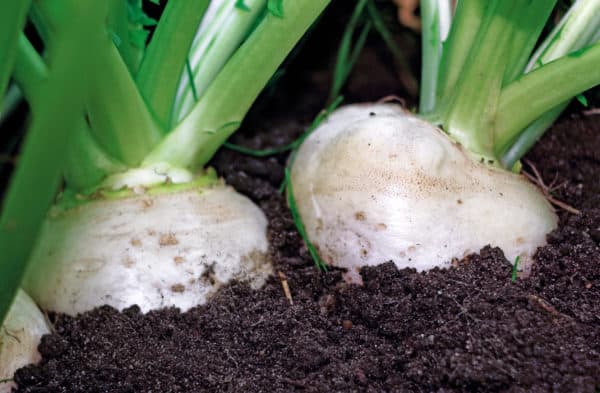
[127,1,158,26]
[576,93,588,107]
[285,168,328,271]
[0,0,32,110]
[267,0,284,17]
[125,0,157,63]
[129,28,150,49]
[511,256,520,282]
[235,0,251,11]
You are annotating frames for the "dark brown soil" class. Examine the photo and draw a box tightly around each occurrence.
[13,2,600,392]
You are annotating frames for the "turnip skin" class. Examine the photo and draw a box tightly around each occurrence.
[24,184,271,315]
[0,291,50,393]
[290,104,558,280]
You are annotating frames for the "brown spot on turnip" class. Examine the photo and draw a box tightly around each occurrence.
[360,248,368,257]
[516,237,525,245]
[130,238,142,247]
[173,256,184,265]
[147,229,156,236]
[141,199,153,208]
[408,245,416,253]
[354,211,366,221]
[159,233,179,246]
[376,223,387,231]
[457,199,463,204]
[170,284,185,293]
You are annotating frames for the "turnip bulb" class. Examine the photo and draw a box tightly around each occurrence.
[0,290,50,393]
[24,181,271,315]
[290,104,557,281]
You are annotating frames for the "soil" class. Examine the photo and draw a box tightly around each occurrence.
[11,2,600,392]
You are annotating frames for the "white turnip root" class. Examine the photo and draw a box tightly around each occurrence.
[24,183,271,315]
[290,104,557,281]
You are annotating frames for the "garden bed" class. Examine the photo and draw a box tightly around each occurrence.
[11,3,600,392]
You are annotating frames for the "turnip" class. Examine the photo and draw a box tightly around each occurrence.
[289,0,600,280]
[25,180,271,314]
[0,0,330,377]
[0,291,49,393]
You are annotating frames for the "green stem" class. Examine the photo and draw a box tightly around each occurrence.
[12,32,126,191]
[86,38,162,166]
[502,1,557,85]
[28,0,72,45]
[12,34,47,109]
[171,0,268,125]
[527,0,600,71]
[419,0,451,113]
[136,0,210,128]
[143,0,331,169]
[0,0,32,110]
[495,42,600,151]
[500,0,600,167]
[500,104,567,168]
[0,0,104,326]
[26,0,161,167]
[29,1,52,44]
[107,0,138,73]
[64,118,127,192]
[444,0,516,160]
[25,0,160,167]
[440,0,558,160]
[435,0,487,108]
